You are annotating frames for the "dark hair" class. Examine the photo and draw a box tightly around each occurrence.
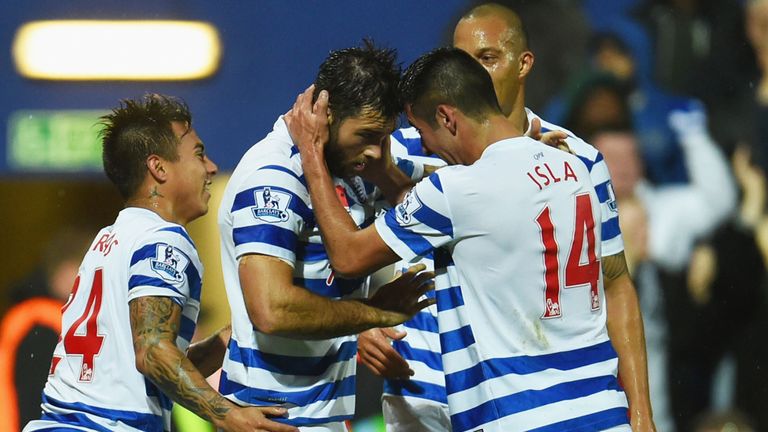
[100,94,191,199]
[400,47,501,128]
[313,39,401,125]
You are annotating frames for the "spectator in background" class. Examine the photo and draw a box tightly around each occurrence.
[547,31,722,188]
[592,111,737,431]
[562,73,633,142]
[746,0,768,173]
[0,228,93,431]
[639,0,757,151]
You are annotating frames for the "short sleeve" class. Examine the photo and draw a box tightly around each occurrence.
[587,151,625,257]
[374,172,455,262]
[127,226,202,306]
[228,162,312,266]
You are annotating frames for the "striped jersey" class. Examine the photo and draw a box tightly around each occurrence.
[382,128,448,410]
[24,207,203,432]
[383,115,625,415]
[375,135,630,431]
[217,117,376,427]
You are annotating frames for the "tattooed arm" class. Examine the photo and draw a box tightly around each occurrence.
[129,297,297,432]
[602,253,656,432]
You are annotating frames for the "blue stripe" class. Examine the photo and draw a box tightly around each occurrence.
[594,180,611,203]
[295,241,327,262]
[129,244,201,301]
[289,145,299,157]
[412,200,453,237]
[602,216,622,241]
[576,154,595,171]
[529,407,629,432]
[403,310,439,333]
[428,173,443,192]
[445,340,618,395]
[41,393,162,432]
[259,164,306,186]
[219,372,355,425]
[130,244,156,267]
[392,339,443,371]
[383,210,435,257]
[232,224,297,252]
[179,314,197,343]
[227,338,357,376]
[231,185,312,222]
[26,428,84,431]
[396,158,416,178]
[156,226,195,248]
[439,325,476,354]
[450,375,625,432]
[280,415,354,427]
[594,151,604,164]
[128,275,184,297]
[436,285,464,312]
[383,379,448,404]
[183,261,202,301]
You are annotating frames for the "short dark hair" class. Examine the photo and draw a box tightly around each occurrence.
[313,39,401,125]
[400,47,501,128]
[100,94,191,199]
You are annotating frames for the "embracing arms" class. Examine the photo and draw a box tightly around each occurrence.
[129,297,297,432]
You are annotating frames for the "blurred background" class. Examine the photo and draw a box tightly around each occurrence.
[1,0,766,431]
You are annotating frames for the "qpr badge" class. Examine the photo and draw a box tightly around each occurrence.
[395,190,422,225]
[150,244,189,282]
[252,187,291,223]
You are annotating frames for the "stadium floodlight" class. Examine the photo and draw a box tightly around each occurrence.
[12,20,221,80]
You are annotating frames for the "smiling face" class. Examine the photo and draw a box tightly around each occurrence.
[453,14,527,117]
[325,109,396,178]
[164,121,218,223]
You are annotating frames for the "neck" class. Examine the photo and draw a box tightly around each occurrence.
[461,113,524,164]
[503,82,527,132]
[126,187,186,225]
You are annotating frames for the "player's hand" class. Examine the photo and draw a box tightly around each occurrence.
[368,264,435,326]
[285,84,330,174]
[527,117,573,154]
[217,405,298,432]
[358,327,413,379]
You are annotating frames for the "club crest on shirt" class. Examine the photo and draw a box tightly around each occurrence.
[395,190,422,225]
[151,244,189,282]
[252,187,291,223]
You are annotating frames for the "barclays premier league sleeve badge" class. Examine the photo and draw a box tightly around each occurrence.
[395,190,423,225]
[252,187,291,223]
[150,244,189,282]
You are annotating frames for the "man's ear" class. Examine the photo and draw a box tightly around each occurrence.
[146,155,168,183]
[519,50,534,79]
[436,104,457,135]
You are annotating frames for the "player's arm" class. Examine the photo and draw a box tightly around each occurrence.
[186,324,231,378]
[601,252,656,432]
[130,297,297,432]
[240,254,434,338]
[286,86,402,277]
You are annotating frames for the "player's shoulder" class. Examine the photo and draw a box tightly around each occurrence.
[227,117,305,196]
[527,108,606,167]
